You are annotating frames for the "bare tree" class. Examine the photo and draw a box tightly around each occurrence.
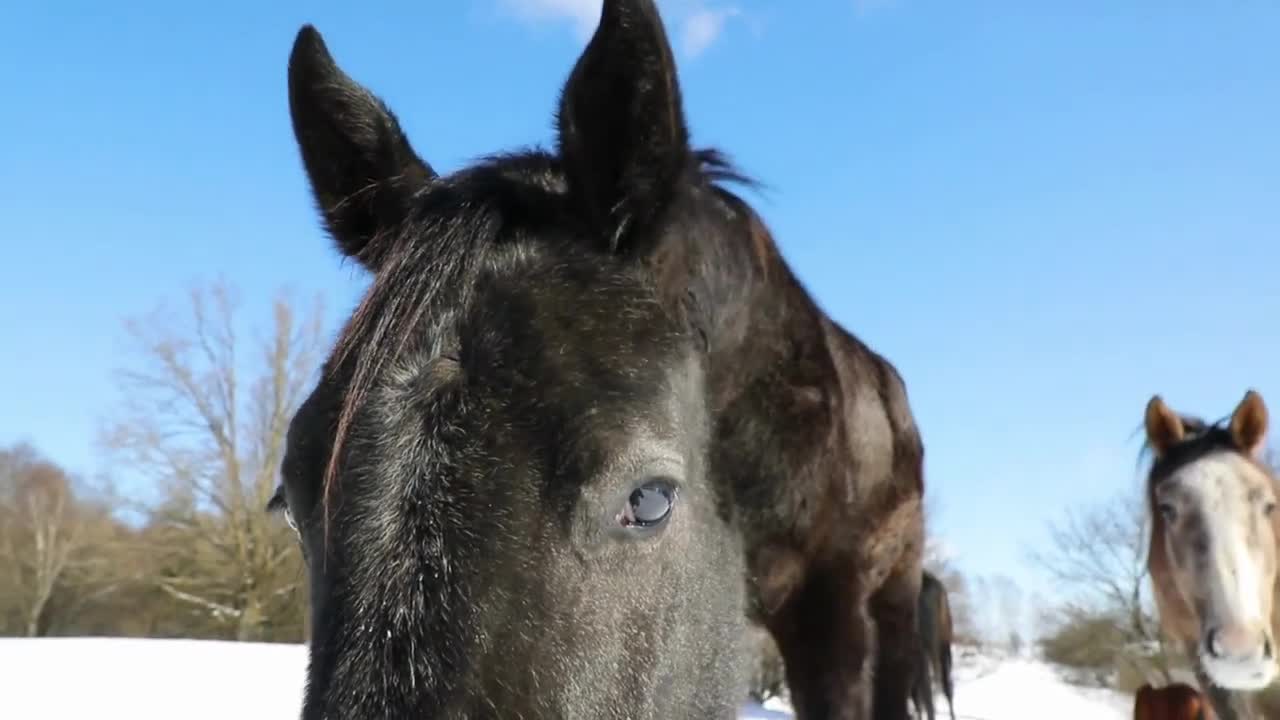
[960,573,1023,651]
[102,280,325,641]
[921,492,978,645]
[1032,488,1155,642]
[0,444,112,636]
[921,489,951,575]
[1030,487,1176,685]
[992,575,1025,652]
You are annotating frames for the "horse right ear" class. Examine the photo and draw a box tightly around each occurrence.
[555,0,690,256]
[288,25,436,271]
[1145,394,1186,457]
[1229,389,1269,458]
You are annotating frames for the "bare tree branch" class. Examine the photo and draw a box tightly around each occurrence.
[158,581,243,621]
[101,279,324,641]
[1031,486,1179,685]
[0,444,114,637]
[920,490,981,646]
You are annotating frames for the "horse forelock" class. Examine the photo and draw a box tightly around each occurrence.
[313,149,757,542]
[318,201,495,546]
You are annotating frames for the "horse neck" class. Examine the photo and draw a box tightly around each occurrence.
[672,205,829,406]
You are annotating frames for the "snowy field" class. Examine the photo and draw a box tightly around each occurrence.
[0,637,1132,719]
[941,645,1133,719]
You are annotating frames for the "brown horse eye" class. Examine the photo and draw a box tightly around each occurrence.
[1159,503,1178,523]
[619,481,676,529]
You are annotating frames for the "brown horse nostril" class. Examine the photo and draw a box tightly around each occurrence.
[1265,637,1274,660]
[1206,629,1224,659]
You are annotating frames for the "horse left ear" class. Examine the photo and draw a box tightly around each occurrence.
[555,0,691,256]
[288,25,437,271]
[1145,394,1186,457]
[1230,389,1269,457]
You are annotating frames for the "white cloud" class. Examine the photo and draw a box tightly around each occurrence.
[499,0,602,37]
[498,0,741,58]
[679,6,739,58]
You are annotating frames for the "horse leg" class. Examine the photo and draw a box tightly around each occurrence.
[940,640,955,720]
[768,570,874,720]
[907,642,931,720]
[907,670,917,720]
[907,679,918,720]
[869,561,922,720]
[918,650,936,720]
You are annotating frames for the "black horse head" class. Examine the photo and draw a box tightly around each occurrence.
[272,1,756,717]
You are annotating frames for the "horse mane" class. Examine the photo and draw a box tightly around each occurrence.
[316,165,512,541]
[316,147,756,539]
[1137,413,1232,489]
[695,148,761,194]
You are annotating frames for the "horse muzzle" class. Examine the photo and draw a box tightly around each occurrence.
[1200,624,1278,691]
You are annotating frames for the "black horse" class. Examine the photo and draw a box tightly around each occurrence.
[270,1,927,718]
[910,571,957,720]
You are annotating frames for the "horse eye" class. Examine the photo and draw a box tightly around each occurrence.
[267,487,298,534]
[1158,503,1178,523]
[1264,501,1276,517]
[619,480,676,529]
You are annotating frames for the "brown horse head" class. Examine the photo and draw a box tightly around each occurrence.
[1145,390,1280,692]
[1133,682,1212,720]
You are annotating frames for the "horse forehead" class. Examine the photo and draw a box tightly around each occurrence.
[1170,452,1263,505]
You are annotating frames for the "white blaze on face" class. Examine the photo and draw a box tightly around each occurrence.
[1175,452,1278,690]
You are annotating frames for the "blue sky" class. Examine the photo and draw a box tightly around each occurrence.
[2,0,1278,605]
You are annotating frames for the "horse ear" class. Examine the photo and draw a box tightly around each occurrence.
[288,25,436,271]
[266,484,287,515]
[555,0,691,255]
[1145,394,1186,457]
[1229,389,1268,457]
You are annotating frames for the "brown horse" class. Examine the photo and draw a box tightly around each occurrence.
[1134,682,1214,720]
[1143,390,1280,720]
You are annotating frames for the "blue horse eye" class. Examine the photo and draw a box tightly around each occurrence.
[621,481,676,528]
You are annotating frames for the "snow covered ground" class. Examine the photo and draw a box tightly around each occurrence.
[941,644,1133,719]
[0,637,1132,719]
[748,644,1135,720]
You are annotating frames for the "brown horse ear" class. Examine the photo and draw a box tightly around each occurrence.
[1145,394,1186,457]
[1229,389,1269,457]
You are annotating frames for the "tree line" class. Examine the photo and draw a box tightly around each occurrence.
[1032,448,1280,711]
[1,281,321,641]
[2,280,985,660]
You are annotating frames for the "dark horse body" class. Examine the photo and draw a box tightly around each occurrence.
[269,1,925,718]
[910,570,957,720]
